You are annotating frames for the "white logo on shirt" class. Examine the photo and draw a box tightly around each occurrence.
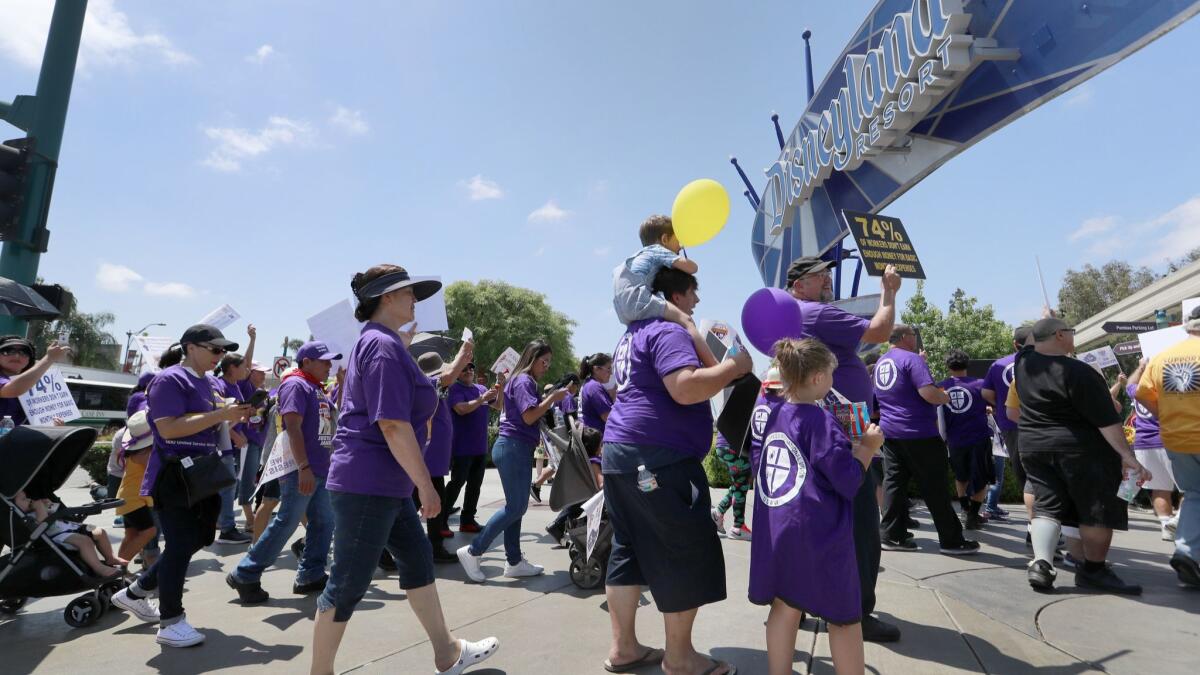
[1003,362,1015,387]
[946,387,973,414]
[758,432,806,508]
[874,359,898,391]
[751,405,772,441]
[613,333,633,394]
[1133,400,1153,419]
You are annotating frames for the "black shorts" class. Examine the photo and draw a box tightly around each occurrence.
[260,478,280,500]
[604,457,726,613]
[948,440,995,492]
[1022,451,1127,530]
[122,505,155,530]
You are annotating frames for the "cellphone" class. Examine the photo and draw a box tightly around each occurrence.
[246,389,269,408]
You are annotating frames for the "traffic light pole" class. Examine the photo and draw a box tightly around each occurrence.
[0,0,87,335]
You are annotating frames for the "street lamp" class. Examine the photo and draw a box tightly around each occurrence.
[123,322,165,372]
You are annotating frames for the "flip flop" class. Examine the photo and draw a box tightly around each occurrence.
[604,647,665,673]
[700,660,737,675]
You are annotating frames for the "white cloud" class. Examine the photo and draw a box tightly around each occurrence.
[463,175,504,201]
[1062,85,1093,108]
[1137,195,1200,266]
[593,246,611,257]
[143,281,197,299]
[201,116,314,172]
[528,200,570,223]
[1068,215,1117,242]
[0,0,193,70]
[96,262,143,292]
[534,246,546,257]
[246,44,275,64]
[329,106,369,135]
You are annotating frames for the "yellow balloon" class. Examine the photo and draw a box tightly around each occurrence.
[671,179,730,247]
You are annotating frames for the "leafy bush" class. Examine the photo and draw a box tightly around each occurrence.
[703,442,731,488]
[80,441,113,485]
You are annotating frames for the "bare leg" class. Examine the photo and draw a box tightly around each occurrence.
[117,526,157,561]
[1152,490,1174,519]
[1023,492,1035,521]
[65,533,119,577]
[827,622,865,675]
[242,504,255,526]
[765,600,803,675]
[90,527,128,566]
[253,498,279,543]
[1079,525,1114,562]
[606,584,655,667]
[310,607,348,675]
[405,583,462,672]
[533,466,555,488]
[955,480,968,499]
[662,607,730,675]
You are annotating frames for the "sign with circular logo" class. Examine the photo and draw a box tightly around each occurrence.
[273,356,291,378]
[757,432,807,507]
[946,386,973,414]
[874,359,898,391]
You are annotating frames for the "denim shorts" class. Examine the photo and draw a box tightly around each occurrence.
[317,490,435,622]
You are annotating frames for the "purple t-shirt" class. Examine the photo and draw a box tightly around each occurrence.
[748,391,785,473]
[449,381,490,456]
[425,376,454,477]
[125,391,148,418]
[983,353,1018,432]
[938,376,991,448]
[873,348,939,440]
[141,365,224,495]
[236,379,267,447]
[0,375,30,426]
[1127,383,1162,449]
[498,374,540,444]
[604,319,712,458]
[796,300,874,412]
[277,376,334,478]
[558,393,577,415]
[748,401,864,623]
[327,322,437,498]
[214,377,249,454]
[580,379,613,432]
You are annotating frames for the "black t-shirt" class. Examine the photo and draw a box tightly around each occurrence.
[1014,347,1121,454]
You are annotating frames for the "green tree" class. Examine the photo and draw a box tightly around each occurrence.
[1056,261,1156,326]
[25,291,120,370]
[900,283,1013,380]
[445,280,577,384]
[1166,246,1200,274]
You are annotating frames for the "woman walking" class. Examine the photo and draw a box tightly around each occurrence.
[578,353,614,433]
[311,264,497,675]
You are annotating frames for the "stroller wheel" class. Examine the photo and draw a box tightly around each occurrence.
[0,597,27,614]
[65,595,102,628]
[569,557,605,590]
[97,580,124,612]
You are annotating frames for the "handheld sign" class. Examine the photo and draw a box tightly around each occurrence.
[1102,321,1157,335]
[490,347,520,376]
[17,366,82,426]
[841,209,925,279]
[197,304,241,331]
[1078,346,1119,372]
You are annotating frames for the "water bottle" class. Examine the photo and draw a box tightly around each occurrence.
[0,416,14,438]
[636,464,658,492]
[1155,309,1169,329]
[553,405,564,428]
[1116,469,1141,502]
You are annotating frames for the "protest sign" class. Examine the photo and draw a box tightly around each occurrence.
[255,431,298,495]
[490,347,520,375]
[197,304,240,330]
[396,276,449,333]
[17,366,81,426]
[842,209,926,279]
[307,299,360,369]
[133,335,177,374]
[581,490,605,563]
[1078,345,1120,371]
[1138,325,1187,360]
[1184,296,1200,319]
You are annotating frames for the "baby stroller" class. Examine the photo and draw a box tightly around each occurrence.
[0,425,129,627]
[544,423,612,590]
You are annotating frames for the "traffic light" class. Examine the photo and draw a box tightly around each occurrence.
[0,138,33,240]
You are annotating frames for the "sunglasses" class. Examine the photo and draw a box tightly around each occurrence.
[0,347,31,357]
[195,343,227,355]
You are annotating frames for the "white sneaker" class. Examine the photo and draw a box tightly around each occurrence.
[457,546,486,583]
[503,558,544,578]
[156,619,206,648]
[727,526,752,541]
[710,507,726,535]
[435,637,500,675]
[1162,524,1176,541]
[1166,515,1180,535]
[111,586,160,623]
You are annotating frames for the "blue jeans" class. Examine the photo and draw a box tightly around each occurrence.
[233,473,333,585]
[1169,452,1200,561]
[468,435,533,565]
[218,454,238,530]
[237,443,263,506]
[986,456,1007,511]
[318,491,434,622]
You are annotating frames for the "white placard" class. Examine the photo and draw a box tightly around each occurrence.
[462,327,474,342]
[307,299,361,370]
[133,335,177,374]
[397,276,448,333]
[197,304,241,331]
[699,319,750,418]
[490,347,520,375]
[254,431,298,494]
[17,366,82,426]
[1078,346,1119,371]
[1138,325,1188,361]
[1183,296,1200,320]
[581,489,605,563]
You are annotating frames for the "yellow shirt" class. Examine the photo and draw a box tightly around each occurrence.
[1137,336,1200,453]
[1005,376,1020,409]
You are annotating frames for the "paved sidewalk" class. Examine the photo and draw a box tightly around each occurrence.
[1,467,1197,674]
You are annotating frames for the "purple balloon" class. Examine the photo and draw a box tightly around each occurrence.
[741,287,804,356]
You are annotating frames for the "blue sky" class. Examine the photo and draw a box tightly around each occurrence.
[3,0,1199,370]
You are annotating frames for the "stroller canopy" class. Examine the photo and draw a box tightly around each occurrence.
[546,423,600,512]
[0,426,99,499]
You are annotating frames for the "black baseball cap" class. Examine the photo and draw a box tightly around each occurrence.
[785,256,836,284]
[180,324,239,351]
